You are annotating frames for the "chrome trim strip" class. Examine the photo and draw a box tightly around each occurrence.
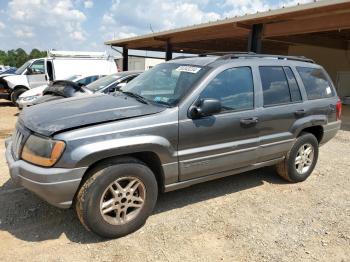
[180,146,257,164]
[260,138,295,148]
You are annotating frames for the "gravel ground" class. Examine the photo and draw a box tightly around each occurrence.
[0,100,349,262]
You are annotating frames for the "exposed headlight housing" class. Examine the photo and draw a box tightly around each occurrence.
[22,95,41,102]
[21,135,66,167]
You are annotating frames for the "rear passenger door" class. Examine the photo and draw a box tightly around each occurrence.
[257,66,305,162]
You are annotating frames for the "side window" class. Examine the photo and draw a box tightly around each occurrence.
[199,67,254,112]
[284,67,302,102]
[260,66,291,106]
[29,60,45,74]
[297,67,334,100]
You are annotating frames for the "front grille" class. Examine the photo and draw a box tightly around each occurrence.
[12,128,24,160]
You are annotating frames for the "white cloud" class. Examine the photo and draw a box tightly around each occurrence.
[100,0,221,41]
[14,26,34,38]
[278,0,314,8]
[0,21,5,30]
[84,0,93,9]
[7,0,87,42]
[70,31,86,41]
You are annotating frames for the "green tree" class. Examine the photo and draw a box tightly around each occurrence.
[0,48,46,68]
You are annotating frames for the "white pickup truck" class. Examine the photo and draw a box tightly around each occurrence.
[0,50,118,104]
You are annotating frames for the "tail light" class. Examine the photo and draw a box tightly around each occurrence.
[336,99,342,121]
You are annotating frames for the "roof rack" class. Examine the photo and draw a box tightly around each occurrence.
[47,50,109,59]
[171,55,199,60]
[199,51,256,57]
[217,53,315,63]
[171,52,314,64]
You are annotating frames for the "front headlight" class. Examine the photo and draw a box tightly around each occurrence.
[22,95,41,102]
[21,135,66,167]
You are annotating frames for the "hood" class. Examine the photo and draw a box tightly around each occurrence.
[43,80,83,98]
[19,93,165,136]
[0,73,15,78]
[19,84,47,98]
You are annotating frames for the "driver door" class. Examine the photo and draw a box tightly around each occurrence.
[178,67,260,181]
[26,59,47,88]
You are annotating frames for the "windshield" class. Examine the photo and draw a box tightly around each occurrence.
[120,63,209,106]
[15,61,31,74]
[86,74,120,92]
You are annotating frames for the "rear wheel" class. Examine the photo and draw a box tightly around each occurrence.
[276,132,319,182]
[75,157,158,238]
[10,88,27,105]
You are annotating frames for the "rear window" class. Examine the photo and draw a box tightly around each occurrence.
[297,67,334,100]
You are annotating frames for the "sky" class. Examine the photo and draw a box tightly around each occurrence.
[0,0,315,56]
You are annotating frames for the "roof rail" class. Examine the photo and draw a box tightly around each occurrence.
[171,55,200,60]
[217,53,315,63]
[200,51,256,57]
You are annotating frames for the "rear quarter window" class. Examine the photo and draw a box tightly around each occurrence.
[297,67,334,100]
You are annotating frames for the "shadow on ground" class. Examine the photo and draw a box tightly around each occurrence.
[0,101,14,107]
[0,166,287,244]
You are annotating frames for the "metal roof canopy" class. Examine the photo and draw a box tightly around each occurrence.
[105,0,350,70]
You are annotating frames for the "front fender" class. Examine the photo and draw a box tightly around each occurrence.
[71,135,177,167]
[4,75,29,89]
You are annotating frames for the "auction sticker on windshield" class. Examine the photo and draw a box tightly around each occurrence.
[176,66,201,74]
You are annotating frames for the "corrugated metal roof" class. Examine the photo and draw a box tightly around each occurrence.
[105,0,350,46]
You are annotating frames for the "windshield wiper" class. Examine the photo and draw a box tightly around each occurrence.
[119,91,149,104]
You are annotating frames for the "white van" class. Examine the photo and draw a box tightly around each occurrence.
[0,50,117,103]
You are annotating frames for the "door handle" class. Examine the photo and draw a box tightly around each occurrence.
[294,109,306,116]
[240,117,259,126]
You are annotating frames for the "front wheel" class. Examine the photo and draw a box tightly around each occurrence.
[276,133,319,182]
[75,158,158,238]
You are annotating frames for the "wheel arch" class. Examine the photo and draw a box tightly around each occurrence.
[291,115,326,143]
[76,152,166,198]
[298,125,324,143]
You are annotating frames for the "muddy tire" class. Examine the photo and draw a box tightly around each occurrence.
[276,132,319,182]
[75,157,158,238]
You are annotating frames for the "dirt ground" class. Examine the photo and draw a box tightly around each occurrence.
[0,99,349,262]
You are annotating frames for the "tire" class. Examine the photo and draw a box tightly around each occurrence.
[10,88,27,105]
[75,157,158,238]
[276,132,319,182]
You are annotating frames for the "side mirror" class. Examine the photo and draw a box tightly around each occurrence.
[26,68,33,75]
[189,98,222,119]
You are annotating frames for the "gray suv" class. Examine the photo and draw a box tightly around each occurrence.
[5,54,342,238]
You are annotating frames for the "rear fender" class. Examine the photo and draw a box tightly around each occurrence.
[290,115,327,137]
